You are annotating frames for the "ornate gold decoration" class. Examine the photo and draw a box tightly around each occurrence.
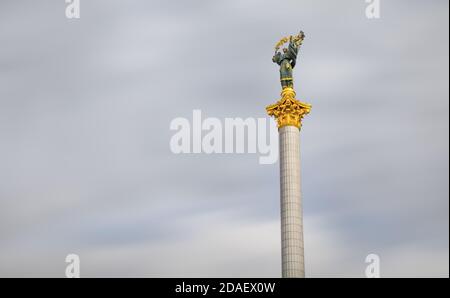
[275,36,290,51]
[274,31,305,52]
[266,87,311,129]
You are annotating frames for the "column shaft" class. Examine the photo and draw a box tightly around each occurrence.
[279,125,304,278]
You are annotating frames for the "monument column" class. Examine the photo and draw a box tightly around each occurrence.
[267,87,311,278]
[280,124,303,277]
[266,31,311,278]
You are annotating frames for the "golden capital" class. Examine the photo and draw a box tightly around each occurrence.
[266,88,311,129]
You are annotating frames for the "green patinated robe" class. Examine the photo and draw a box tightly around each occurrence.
[272,39,299,89]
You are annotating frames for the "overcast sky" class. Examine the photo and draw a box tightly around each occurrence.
[0,0,448,277]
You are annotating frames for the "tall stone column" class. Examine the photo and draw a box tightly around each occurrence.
[279,125,304,277]
[267,87,311,278]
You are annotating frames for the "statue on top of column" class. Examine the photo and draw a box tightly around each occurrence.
[272,31,305,89]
